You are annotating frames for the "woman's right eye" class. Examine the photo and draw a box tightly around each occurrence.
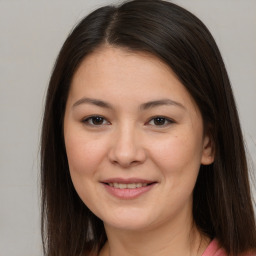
[82,116,110,126]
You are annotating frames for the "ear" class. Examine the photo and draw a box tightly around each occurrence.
[201,134,215,165]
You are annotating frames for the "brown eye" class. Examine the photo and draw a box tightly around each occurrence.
[83,116,110,126]
[91,116,104,125]
[148,116,174,127]
[153,117,166,125]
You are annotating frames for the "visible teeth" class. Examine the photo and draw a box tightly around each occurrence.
[109,183,148,189]
[119,183,127,189]
[127,183,136,189]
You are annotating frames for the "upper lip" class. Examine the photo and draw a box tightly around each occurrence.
[101,178,156,184]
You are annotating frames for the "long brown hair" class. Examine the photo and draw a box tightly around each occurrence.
[41,0,256,255]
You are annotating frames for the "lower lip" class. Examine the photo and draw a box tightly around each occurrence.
[102,183,156,199]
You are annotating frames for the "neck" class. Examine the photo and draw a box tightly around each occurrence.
[99,213,210,256]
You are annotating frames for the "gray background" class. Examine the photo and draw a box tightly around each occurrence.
[0,0,255,255]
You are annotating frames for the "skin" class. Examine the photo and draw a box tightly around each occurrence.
[64,46,214,256]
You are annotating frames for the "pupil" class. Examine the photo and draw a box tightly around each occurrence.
[92,116,103,125]
[154,117,165,125]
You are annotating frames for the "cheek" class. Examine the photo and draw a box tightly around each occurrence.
[151,131,203,183]
[156,135,201,162]
[150,133,203,215]
[64,134,108,209]
[65,133,107,176]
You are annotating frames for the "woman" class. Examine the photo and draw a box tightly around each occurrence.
[41,0,256,255]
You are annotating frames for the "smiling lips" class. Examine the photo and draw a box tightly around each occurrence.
[108,182,148,189]
[101,178,157,199]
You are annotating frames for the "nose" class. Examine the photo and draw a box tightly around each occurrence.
[108,124,147,168]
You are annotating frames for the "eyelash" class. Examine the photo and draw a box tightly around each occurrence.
[82,115,174,127]
[82,115,110,126]
[146,116,174,127]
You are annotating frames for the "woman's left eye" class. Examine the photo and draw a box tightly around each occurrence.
[147,116,174,127]
[82,116,110,126]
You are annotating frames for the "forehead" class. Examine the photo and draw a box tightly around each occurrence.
[73,46,174,85]
[69,45,198,112]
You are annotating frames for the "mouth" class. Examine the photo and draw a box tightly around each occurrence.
[104,182,156,189]
[101,178,157,199]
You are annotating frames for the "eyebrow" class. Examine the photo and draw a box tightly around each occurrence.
[72,97,113,109]
[72,97,185,110]
[140,99,185,110]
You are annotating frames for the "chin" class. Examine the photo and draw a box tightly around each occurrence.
[100,209,157,231]
[105,219,152,231]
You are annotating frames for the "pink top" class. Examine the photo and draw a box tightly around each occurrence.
[93,239,255,256]
[202,239,227,256]
[202,239,256,256]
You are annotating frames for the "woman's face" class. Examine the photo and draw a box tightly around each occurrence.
[64,46,214,231]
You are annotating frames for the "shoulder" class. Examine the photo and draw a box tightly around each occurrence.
[202,239,256,256]
[202,239,227,256]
